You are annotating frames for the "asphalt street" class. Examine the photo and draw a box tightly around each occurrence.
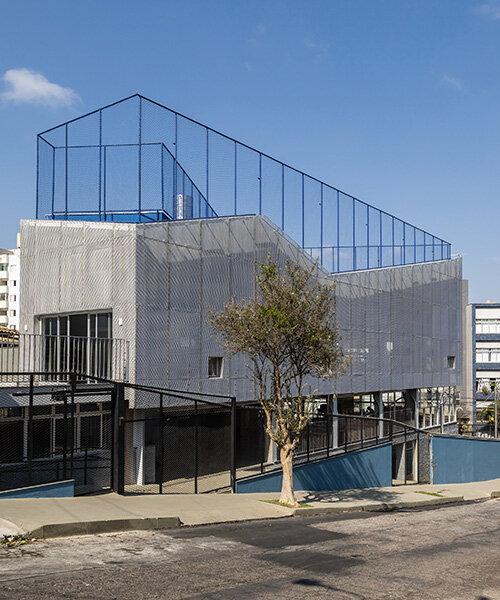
[0,500,499,599]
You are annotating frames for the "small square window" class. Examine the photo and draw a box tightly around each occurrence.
[208,356,223,378]
[447,356,455,369]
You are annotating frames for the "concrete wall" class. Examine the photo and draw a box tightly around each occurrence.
[20,216,463,406]
[236,444,392,493]
[431,434,500,484]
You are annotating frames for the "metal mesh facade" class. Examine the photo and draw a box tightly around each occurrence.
[20,216,462,406]
[36,94,451,274]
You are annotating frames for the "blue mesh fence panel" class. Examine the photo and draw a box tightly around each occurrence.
[36,94,451,273]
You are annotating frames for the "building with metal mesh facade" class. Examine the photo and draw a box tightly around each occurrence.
[0,95,464,494]
[20,215,462,407]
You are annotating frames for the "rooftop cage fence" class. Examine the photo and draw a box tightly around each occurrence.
[36,94,451,273]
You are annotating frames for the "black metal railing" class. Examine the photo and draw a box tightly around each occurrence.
[0,333,129,382]
[0,370,431,497]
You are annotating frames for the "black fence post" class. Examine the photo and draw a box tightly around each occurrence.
[306,421,310,462]
[84,447,88,486]
[112,382,125,495]
[360,416,364,449]
[260,409,265,474]
[230,397,236,493]
[326,412,330,458]
[69,372,76,479]
[28,373,34,486]
[404,427,407,485]
[194,399,198,494]
[158,393,164,494]
[344,416,348,454]
[416,432,420,483]
[62,392,68,480]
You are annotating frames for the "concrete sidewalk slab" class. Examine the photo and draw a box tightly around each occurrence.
[0,492,291,538]
[0,478,498,539]
[0,518,23,537]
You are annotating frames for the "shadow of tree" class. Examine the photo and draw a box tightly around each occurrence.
[299,487,402,505]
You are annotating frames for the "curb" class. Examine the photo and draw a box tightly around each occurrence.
[30,516,182,539]
[292,495,465,517]
[491,491,500,499]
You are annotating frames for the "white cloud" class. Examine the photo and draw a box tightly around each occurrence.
[303,38,329,60]
[476,1,500,20]
[0,68,80,107]
[440,75,464,91]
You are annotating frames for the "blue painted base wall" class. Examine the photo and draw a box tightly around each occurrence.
[431,435,500,484]
[236,444,392,494]
[0,480,75,499]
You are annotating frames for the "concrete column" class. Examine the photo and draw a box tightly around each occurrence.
[375,392,383,439]
[132,410,145,486]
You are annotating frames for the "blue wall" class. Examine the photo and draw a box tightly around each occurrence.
[236,444,392,494]
[431,435,500,484]
[0,480,75,499]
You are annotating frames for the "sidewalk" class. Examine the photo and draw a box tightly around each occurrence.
[1,479,499,539]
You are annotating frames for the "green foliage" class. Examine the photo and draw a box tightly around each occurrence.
[478,402,497,424]
[210,257,348,452]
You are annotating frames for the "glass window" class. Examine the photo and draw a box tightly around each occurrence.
[54,418,71,454]
[208,356,223,378]
[0,421,23,462]
[32,405,52,416]
[79,402,100,413]
[32,419,51,458]
[80,415,100,448]
[0,407,23,418]
[97,313,111,338]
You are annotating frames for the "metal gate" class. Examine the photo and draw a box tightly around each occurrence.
[0,372,114,495]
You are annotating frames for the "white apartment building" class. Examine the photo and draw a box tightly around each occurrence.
[0,237,20,331]
[461,301,500,421]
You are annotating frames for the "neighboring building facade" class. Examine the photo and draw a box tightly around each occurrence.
[0,241,20,331]
[462,302,500,421]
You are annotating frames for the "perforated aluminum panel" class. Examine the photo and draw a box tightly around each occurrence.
[20,216,463,407]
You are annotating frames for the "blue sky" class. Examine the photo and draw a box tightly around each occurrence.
[0,0,499,302]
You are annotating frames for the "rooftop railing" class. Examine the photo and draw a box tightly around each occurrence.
[37,94,451,273]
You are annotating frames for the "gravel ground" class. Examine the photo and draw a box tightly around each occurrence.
[0,500,499,599]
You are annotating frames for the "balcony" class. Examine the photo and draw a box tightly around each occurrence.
[0,332,129,382]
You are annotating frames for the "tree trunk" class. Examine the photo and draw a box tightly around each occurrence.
[279,447,300,507]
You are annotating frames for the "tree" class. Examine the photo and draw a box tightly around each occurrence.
[210,258,348,507]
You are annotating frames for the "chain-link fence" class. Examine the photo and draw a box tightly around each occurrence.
[0,373,114,495]
[0,372,430,496]
[36,94,451,274]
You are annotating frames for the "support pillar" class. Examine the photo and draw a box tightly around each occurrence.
[375,392,383,439]
[133,410,145,486]
[332,395,339,449]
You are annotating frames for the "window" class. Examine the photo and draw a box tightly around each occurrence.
[9,295,16,302]
[9,280,16,286]
[476,318,500,334]
[476,348,500,363]
[40,312,113,378]
[9,309,16,317]
[447,356,455,369]
[208,356,223,378]
[0,264,7,271]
